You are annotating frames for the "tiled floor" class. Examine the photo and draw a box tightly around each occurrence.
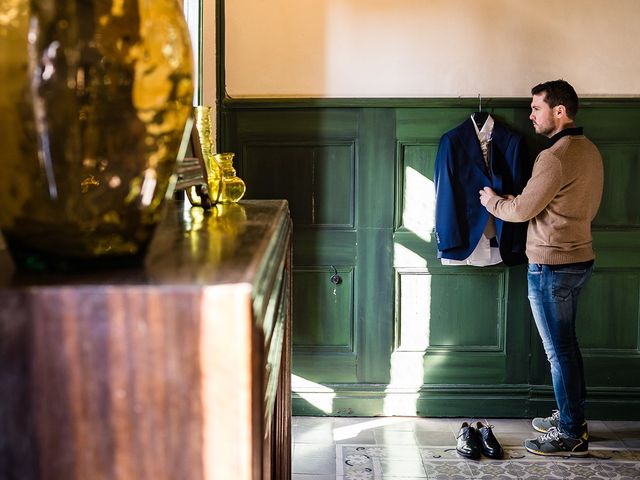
[292,416,640,479]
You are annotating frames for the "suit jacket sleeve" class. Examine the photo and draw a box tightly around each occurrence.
[496,132,530,264]
[434,134,462,251]
[511,135,531,194]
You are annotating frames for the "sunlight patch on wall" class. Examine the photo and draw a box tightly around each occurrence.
[394,243,427,268]
[382,351,426,416]
[292,374,336,414]
[403,165,435,241]
[397,274,431,351]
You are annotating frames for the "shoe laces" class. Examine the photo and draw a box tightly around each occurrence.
[456,422,472,439]
[550,410,560,421]
[476,422,495,436]
[539,427,561,443]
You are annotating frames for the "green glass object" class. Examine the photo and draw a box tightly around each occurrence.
[0,0,194,270]
[194,105,222,203]
[214,153,246,204]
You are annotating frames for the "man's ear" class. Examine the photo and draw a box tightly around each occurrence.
[555,105,566,117]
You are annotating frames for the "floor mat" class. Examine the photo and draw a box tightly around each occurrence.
[337,444,640,479]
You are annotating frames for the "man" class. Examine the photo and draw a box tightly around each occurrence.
[479,80,604,456]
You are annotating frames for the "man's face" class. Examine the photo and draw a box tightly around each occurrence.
[529,93,557,137]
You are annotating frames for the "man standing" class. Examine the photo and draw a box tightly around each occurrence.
[479,80,604,456]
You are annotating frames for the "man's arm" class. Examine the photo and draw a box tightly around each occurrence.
[479,153,563,222]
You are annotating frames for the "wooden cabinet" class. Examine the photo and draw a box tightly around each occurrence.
[0,200,292,480]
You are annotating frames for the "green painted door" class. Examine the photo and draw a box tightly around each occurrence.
[224,107,396,415]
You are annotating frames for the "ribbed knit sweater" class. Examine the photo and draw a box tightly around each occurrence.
[485,132,604,265]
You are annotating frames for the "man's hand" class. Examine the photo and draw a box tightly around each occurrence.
[479,186,497,207]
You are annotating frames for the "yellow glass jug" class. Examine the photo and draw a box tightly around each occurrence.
[214,153,246,204]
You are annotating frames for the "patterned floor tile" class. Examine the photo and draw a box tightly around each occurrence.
[293,417,640,478]
[338,444,640,480]
[594,461,640,479]
[422,460,473,479]
[467,460,527,479]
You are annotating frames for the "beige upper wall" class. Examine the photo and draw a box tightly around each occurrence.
[201,1,216,106]
[225,0,640,98]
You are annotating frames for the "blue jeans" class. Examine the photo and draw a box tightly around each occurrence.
[527,262,593,438]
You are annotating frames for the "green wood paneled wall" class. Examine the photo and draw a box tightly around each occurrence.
[221,98,640,419]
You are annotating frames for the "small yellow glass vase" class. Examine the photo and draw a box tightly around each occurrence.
[194,106,222,203]
[214,153,246,203]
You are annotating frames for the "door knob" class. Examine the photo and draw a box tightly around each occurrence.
[330,265,342,285]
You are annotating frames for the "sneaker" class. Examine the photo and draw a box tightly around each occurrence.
[532,410,589,437]
[532,410,560,433]
[524,427,589,457]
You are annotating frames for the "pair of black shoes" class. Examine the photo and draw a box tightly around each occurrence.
[456,421,504,460]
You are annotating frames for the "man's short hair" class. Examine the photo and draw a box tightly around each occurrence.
[531,80,579,119]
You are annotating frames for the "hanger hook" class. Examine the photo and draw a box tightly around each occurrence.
[478,94,482,112]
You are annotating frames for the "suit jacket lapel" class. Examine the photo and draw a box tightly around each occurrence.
[459,117,490,180]
[489,122,506,193]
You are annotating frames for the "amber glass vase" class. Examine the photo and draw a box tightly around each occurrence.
[194,106,222,203]
[0,0,193,270]
[214,153,246,204]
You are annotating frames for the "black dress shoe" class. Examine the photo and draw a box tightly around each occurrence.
[456,422,481,459]
[476,422,504,459]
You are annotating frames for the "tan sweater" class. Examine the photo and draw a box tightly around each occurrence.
[486,134,604,265]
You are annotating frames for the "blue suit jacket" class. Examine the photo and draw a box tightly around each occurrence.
[434,117,531,266]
